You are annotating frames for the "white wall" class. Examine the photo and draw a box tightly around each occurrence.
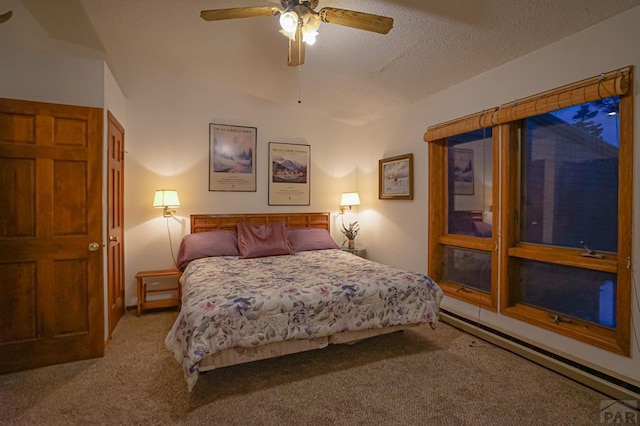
[105,65,127,127]
[357,7,640,384]
[0,45,104,108]
[0,0,104,106]
[122,64,361,306]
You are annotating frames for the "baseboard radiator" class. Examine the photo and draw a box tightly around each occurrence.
[440,310,640,402]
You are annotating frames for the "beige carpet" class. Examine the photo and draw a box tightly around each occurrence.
[0,311,611,425]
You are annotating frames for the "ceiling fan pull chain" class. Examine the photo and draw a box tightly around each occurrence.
[297,65,302,104]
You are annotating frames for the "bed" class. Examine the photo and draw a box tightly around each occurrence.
[165,212,444,391]
[448,210,492,237]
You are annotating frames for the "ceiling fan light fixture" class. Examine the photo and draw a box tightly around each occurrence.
[301,13,320,45]
[304,13,320,31]
[279,11,299,33]
[302,30,317,45]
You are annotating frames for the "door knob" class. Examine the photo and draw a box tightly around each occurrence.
[109,236,119,242]
[88,242,100,252]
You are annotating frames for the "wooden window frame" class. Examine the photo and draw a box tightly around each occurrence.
[426,66,633,354]
[427,131,499,311]
[500,87,633,356]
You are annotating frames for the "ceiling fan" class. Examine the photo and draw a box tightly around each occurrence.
[200,0,393,67]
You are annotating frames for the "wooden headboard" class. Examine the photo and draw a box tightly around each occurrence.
[469,210,483,222]
[191,212,331,234]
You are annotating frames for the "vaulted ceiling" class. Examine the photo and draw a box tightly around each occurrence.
[8,0,640,125]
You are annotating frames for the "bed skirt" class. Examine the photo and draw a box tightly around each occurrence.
[198,324,414,372]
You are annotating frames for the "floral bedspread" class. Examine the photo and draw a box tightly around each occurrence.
[165,249,444,390]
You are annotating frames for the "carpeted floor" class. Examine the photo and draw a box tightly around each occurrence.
[0,311,615,425]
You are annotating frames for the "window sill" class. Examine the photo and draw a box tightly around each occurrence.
[502,304,628,356]
[439,280,497,312]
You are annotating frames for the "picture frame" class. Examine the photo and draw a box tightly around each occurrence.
[452,148,474,195]
[268,142,310,206]
[209,123,257,192]
[379,153,414,200]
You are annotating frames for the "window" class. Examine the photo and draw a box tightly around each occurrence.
[426,67,633,354]
[520,100,619,253]
[428,128,498,310]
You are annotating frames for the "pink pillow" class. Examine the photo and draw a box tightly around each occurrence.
[287,227,339,252]
[237,221,294,259]
[176,230,239,271]
[473,221,493,238]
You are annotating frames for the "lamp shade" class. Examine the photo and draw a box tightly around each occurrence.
[153,189,180,208]
[340,192,361,207]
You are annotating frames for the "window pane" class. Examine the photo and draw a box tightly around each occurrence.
[521,98,619,252]
[446,128,493,238]
[515,258,616,327]
[442,246,491,293]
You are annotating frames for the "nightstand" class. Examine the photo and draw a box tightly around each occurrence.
[135,269,181,316]
[341,246,366,258]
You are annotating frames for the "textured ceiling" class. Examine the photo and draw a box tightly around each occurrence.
[10,0,640,125]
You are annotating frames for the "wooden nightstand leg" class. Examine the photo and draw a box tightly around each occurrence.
[136,276,142,316]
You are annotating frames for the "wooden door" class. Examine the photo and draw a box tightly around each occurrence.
[107,111,125,338]
[0,98,104,373]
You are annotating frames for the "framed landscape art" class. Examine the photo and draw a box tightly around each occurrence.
[209,123,257,191]
[452,148,474,195]
[379,153,413,200]
[268,142,310,206]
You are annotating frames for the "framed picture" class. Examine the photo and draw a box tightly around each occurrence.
[268,142,310,206]
[209,123,257,191]
[379,153,414,200]
[452,148,474,195]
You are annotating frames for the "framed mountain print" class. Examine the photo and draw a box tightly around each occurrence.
[209,123,257,191]
[268,142,310,205]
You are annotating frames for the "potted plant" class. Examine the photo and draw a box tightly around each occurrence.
[341,221,360,249]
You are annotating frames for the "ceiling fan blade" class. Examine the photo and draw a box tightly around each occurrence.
[200,7,279,22]
[0,10,13,24]
[288,27,305,67]
[319,7,393,34]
